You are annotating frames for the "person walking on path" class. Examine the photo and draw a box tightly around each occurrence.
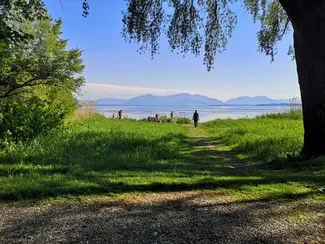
[193,110,199,127]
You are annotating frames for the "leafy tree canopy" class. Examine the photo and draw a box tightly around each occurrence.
[0,0,294,70]
[0,0,47,44]
[0,14,85,140]
[82,0,291,71]
[0,15,85,98]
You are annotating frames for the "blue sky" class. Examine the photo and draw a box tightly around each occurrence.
[44,0,299,102]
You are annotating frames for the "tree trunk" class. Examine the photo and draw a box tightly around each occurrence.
[292,1,325,156]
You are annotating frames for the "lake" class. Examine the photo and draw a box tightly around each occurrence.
[97,105,294,122]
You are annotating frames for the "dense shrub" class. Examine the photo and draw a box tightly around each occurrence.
[0,88,77,141]
[176,117,191,124]
[157,116,191,124]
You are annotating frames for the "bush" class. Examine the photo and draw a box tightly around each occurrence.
[152,116,191,124]
[159,116,171,123]
[0,88,77,141]
[176,117,191,124]
[0,130,17,159]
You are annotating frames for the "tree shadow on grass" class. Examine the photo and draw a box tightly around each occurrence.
[1,129,324,203]
[1,169,324,203]
[0,164,70,177]
[1,192,324,244]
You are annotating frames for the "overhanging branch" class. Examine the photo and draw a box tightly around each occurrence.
[279,17,290,39]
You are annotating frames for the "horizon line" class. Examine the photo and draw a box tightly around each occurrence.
[78,83,298,102]
[79,92,294,103]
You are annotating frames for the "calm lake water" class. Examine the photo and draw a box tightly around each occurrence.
[97,105,293,122]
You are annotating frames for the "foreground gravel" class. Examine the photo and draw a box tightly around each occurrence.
[1,192,324,244]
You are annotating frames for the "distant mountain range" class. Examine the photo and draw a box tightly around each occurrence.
[225,96,289,105]
[95,93,291,106]
[124,93,224,106]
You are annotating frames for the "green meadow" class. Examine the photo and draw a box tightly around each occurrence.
[0,111,324,205]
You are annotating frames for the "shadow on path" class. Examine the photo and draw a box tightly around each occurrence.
[1,124,324,243]
[1,192,324,244]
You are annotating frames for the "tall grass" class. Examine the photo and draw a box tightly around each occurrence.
[256,96,302,120]
[0,115,190,202]
[69,100,100,121]
[256,109,302,120]
[1,112,324,204]
[4,115,187,169]
[203,116,304,162]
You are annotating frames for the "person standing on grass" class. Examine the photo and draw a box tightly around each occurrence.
[118,110,123,119]
[155,113,159,122]
[170,111,174,122]
[193,110,199,127]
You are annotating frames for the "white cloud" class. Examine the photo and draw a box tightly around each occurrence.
[77,83,189,100]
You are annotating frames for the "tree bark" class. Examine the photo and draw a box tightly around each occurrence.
[290,0,325,156]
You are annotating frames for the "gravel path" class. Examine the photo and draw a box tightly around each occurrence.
[1,192,324,244]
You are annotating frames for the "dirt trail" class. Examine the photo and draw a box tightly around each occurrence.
[186,125,248,169]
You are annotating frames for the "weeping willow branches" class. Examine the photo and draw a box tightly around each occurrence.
[82,0,292,70]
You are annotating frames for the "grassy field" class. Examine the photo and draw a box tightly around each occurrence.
[0,111,324,205]
[203,113,304,163]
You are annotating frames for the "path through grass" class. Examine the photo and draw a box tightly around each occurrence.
[1,114,324,244]
[0,115,324,205]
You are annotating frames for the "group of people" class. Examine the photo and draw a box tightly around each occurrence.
[112,110,123,119]
[112,109,200,127]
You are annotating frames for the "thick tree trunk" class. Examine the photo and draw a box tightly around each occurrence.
[292,1,325,156]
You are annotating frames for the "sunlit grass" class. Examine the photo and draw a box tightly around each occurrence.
[203,116,304,162]
[0,113,324,205]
